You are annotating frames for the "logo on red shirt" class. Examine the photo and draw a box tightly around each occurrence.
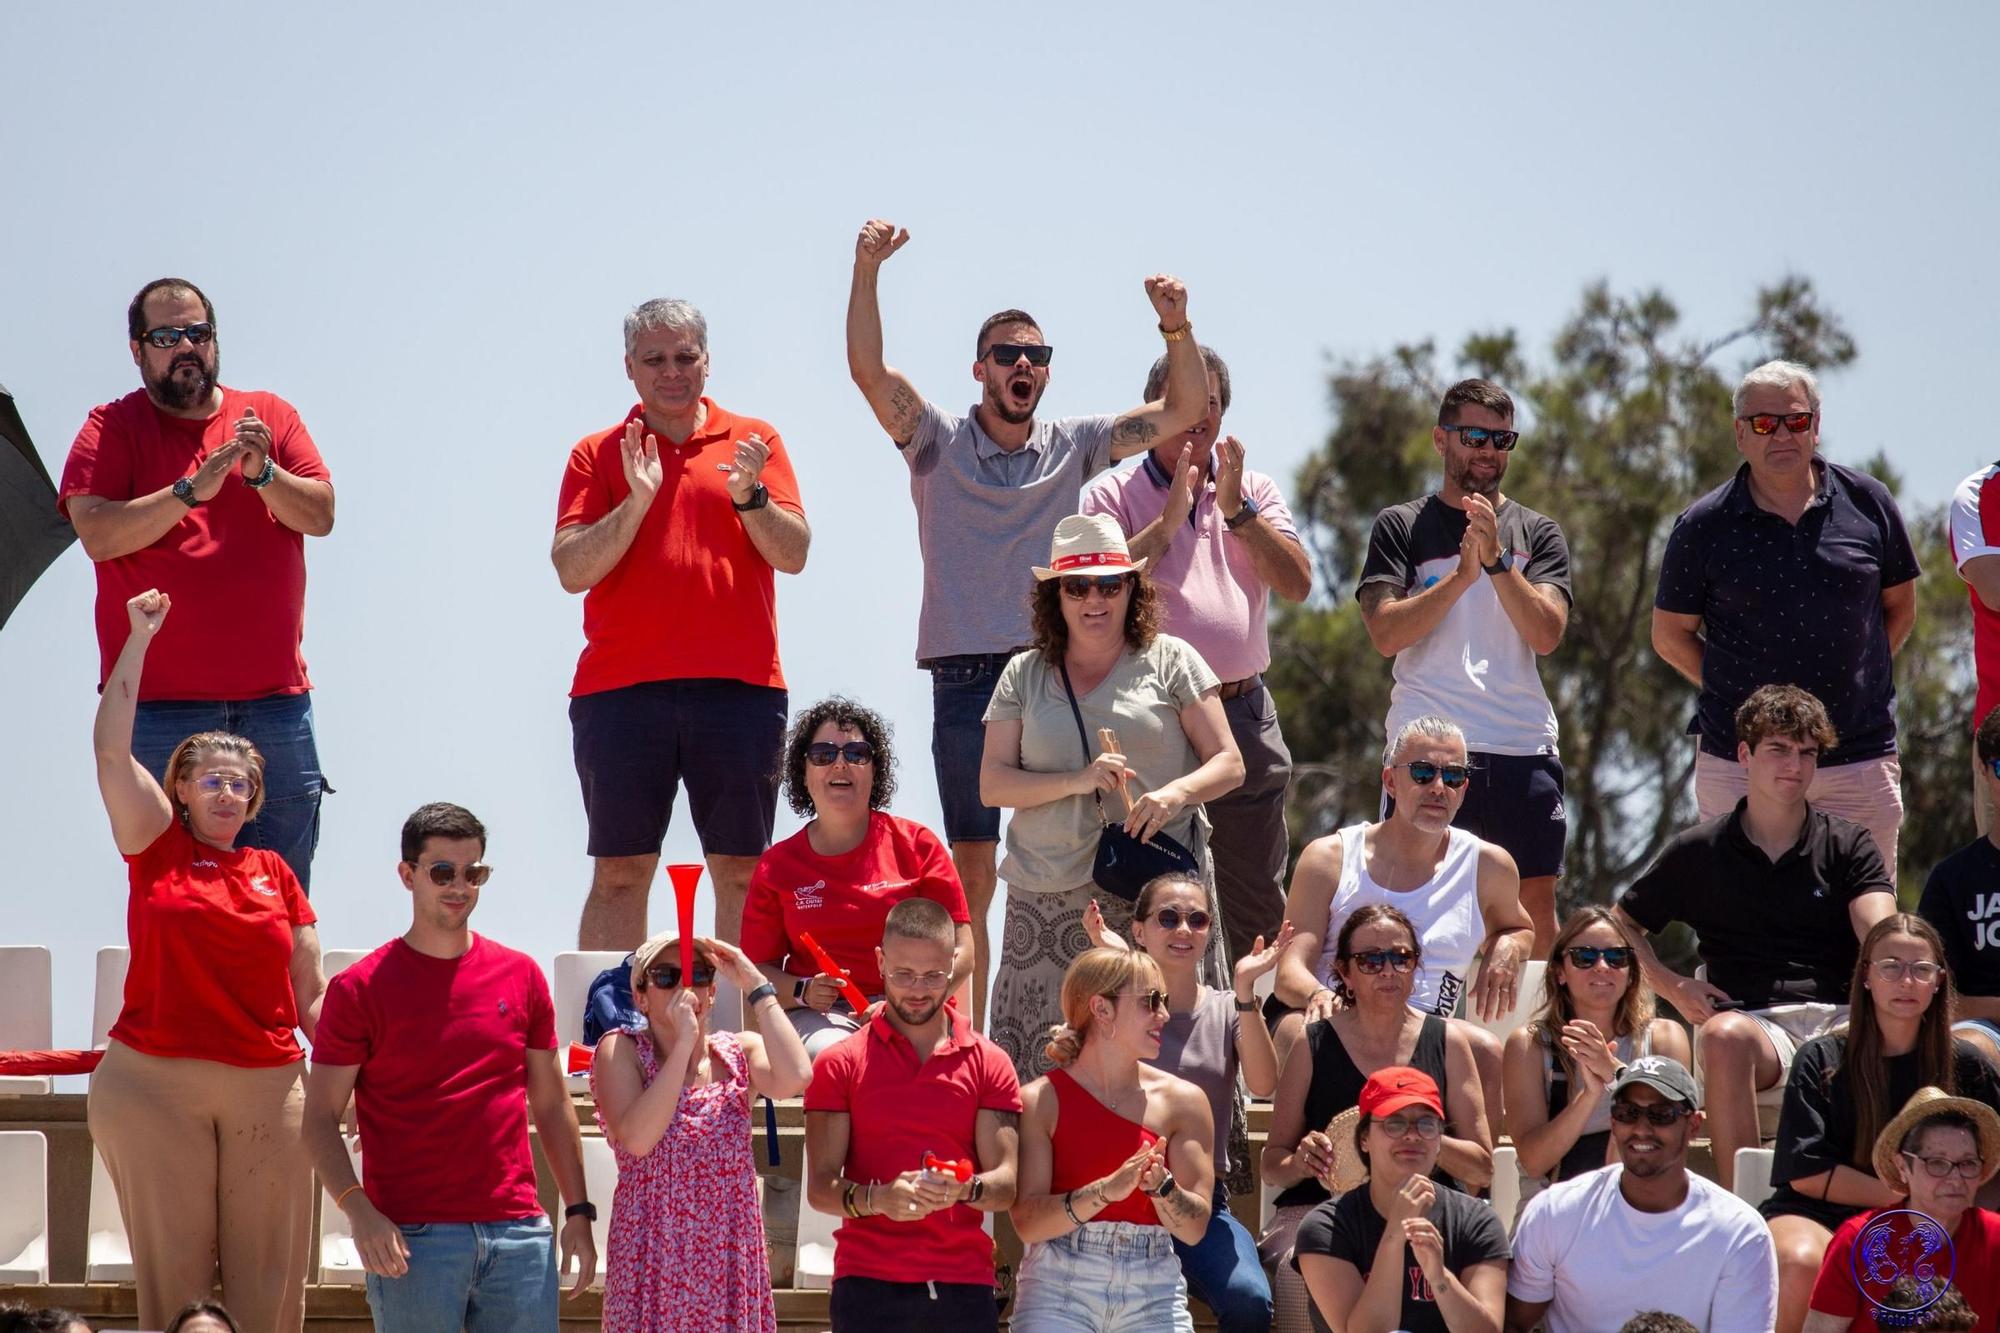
[250,875,278,896]
[793,879,826,910]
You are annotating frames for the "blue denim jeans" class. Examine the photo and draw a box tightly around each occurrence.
[130,692,326,893]
[924,653,1017,843]
[1012,1222,1194,1333]
[1173,1189,1273,1333]
[364,1217,556,1333]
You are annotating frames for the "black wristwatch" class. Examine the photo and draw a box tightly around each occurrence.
[564,1201,597,1223]
[1483,549,1515,576]
[794,978,811,1003]
[1223,495,1260,531]
[967,1174,986,1205]
[1152,1170,1178,1199]
[172,476,200,508]
[1233,994,1260,1013]
[732,482,770,512]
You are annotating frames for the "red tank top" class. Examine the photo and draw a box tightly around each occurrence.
[1047,1067,1162,1227]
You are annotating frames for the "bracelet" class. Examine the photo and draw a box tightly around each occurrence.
[841,1181,858,1218]
[1159,321,1191,342]
[865,1181,876,1217]
[245,455,277,489]
[334,1183,365,1210]
[1062,1189,1084,1228]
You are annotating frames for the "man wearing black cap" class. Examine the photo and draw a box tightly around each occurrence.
[1505,1056,1778,1333]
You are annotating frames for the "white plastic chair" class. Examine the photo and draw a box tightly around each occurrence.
[1457,960,1548,1043]
[1487,1145,1523,1237]
[556,951,626,1088]
[0,1131,49,1282]
[0,947,54,1095]
[582,1135,618,1287]
[85,1149,132,1281]
[91,946,130,1050]
[1733,1146,1776,1210]
[794,1182,840,1290]
[322,948,372,979]
[317,1135,366,1285]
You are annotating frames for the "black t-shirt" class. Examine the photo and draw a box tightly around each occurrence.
[1919,837,2000,997]
[1357,493,1572,599]
[1291,1184,1511,1333]
[1765,1032,2000,1231]
[1619,801,1893,1006]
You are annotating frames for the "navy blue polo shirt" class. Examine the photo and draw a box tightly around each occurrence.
[1655,459,1919,765]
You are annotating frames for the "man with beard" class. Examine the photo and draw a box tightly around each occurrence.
[1357,379,1571,953]
[1505,1056,1779,1333]
[60,278,335,889]
[803,898,1022,1333]
[846,218,1207,1026]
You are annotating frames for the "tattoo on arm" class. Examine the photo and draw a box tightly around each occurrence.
[1111,417,1159,446]
[1159,1186,1204,1221]
[887,382,920,437]
[1357,583,1397,616]
[991,1110,1021,1130]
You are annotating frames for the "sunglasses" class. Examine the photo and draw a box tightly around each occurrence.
[987,342,1054,367]
[1377,1112,1443,1140]
[1901,1152,1985,1181]
[1563,946,1635,971]
[1342,947,1418,975]
[645,963,716,990]
[1116,988,1171,1015]
[1150,908,1210,932]
[1399,760,1471,789]
[1737,411,1815,436]
[1610,1100,1695,1126]
[1060,573,1129,600]
[411,859,493,887]
[806,741,876,767]
[192,774,255,800]
[142,322,216,349]
[1447,425,1518,452]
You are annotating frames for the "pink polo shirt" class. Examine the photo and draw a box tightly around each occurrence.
[1082,454,1300,681]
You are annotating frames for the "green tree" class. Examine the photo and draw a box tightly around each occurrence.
[1269,278,1969,908]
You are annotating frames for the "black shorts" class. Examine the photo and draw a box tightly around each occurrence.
[1385,750,1567,880]
[569,678,786,859]
[830,1276,999,1333]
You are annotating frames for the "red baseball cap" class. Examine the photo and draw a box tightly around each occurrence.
[1358,1066,1444,1120]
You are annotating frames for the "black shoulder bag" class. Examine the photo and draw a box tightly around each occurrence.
[1057,659,1201,902]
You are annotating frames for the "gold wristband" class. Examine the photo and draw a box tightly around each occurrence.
[1159,321,1191,342]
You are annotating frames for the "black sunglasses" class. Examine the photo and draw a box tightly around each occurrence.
[806,741,876,767]
[1610,1100,1694,1126]
[1342,947,1418,975]
[1060,574,1129,599]
[1400,760,1472,789]
[1737,411,1814,436]
[1446,425,1518,451]
[410,859,492,887]
[987,342,1054,367]
[645,963,716,990]
[1564,946,1634,971]
[142,322,216,349]
[1151,908,1210,932]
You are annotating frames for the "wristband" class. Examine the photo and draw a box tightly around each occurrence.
[333,1183,365,1210]
[841,1181,859,1218]
[744,982,779,1008]
[564,1201,597,1223]
[245,455,277,489]
[1062,1189,1084,1228]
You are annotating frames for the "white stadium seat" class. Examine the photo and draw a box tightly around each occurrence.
[0,946,54,1095]
[317,1135,367,1285]
[1457,959,1548,1043]
[322,948,372,978]
[1733,1146,1776,1210]
[0,1131,49,1282]
[86,1149,132,1281]
[581,1135,617,1287]
[91,946,130,1051]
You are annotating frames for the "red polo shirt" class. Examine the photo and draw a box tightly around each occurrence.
[804,1006,1022,1286]
[555,399,803,697]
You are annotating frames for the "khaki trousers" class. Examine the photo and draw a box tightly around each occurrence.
[86,1040,311,1332]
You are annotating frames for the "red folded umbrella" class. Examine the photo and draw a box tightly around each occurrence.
[0,1049,103,1076]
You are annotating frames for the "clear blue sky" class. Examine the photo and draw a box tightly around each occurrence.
[5,3,1995,1055]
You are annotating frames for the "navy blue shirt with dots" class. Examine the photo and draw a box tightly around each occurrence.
[1655,459,1920,765]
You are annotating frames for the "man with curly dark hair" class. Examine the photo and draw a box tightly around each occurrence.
[741,696,973,1055]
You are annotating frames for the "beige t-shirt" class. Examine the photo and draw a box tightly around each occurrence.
[984,633,1220,893]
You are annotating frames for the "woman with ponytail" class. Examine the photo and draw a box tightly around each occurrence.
[1011,947,1217,1332]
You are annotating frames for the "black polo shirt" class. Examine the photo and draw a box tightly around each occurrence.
[1919,836,2000,998]
[1619,800,1894,1007]
[1654,459,1920,765]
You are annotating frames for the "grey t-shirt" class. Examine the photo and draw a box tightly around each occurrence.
[902,402,1115,660]
[983,634,1220,893]
[1149,986,1238,1176]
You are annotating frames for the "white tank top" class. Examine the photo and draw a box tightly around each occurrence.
[1313,823,1485,1017]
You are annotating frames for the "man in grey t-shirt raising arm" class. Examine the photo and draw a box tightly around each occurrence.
[846,217,1208,1027]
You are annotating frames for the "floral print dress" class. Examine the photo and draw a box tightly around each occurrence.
[592,1029,774,1333]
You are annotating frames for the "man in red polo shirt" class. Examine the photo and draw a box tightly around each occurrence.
[805,898,1022,1332]
[553,298,811,948]
[61,278,336,891]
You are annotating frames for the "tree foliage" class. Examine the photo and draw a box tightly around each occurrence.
[1269,277,1969,907]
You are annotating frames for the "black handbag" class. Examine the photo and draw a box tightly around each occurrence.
[1057,660,1201,902]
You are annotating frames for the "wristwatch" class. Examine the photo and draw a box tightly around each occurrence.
[794,978,811,1003]
[745,982,779,1008]
[967,1174,986,1205]
[1152,1170,1178,1199]
[1224,496,1261,531]
[732,482,770,512]
[172,476,200,508]
[1233,994,1260,1013]
[564,1201,597,1223]
[1483,548,1515,576]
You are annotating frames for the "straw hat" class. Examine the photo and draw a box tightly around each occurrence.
[1323,1066,1446,1194]
[1031,514,1148,581]
[1871,1086,2000,1189]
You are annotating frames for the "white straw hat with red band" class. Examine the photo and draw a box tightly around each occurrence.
[1031,513,1149,581]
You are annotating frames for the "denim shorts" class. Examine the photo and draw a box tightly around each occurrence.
[923,653,1021,844]
[1012,1221,1193,1333]
[130,692,326,893]
[364,1217,555,1333]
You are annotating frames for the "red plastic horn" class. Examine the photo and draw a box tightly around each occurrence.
[923,1151,974,1182]
[566,1042,594,1075]
[666,862,704,983]
[798,931,870,1013]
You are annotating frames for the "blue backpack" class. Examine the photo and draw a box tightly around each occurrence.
[581,955,642,1045]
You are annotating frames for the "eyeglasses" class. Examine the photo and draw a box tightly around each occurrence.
[1399,761,1471,789]
[806,741,876,767]
[1377,1113,1442,1140]
[1150,908,1210,932]
[1116,988,1171,1014]
[1342,948,1418,975]
[1610,1100,1695,1126]
[1060,574,1129,600]
[886,968,953,991]
[411,860,493,887]
[142,322,216,349]
[192,774,255,800]
[1872,958,1943,984]
[644,963,715,990]
[1564,946,1635,971]
[1737,411,1815,436]
[1446,425,1518,452]
[1901,1152,1984,1181]
[986,343,1054,367]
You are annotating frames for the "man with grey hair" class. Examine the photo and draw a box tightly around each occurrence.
[1652,359,1919,870]
[552,297,811,949]
[1081,345,1312,965]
